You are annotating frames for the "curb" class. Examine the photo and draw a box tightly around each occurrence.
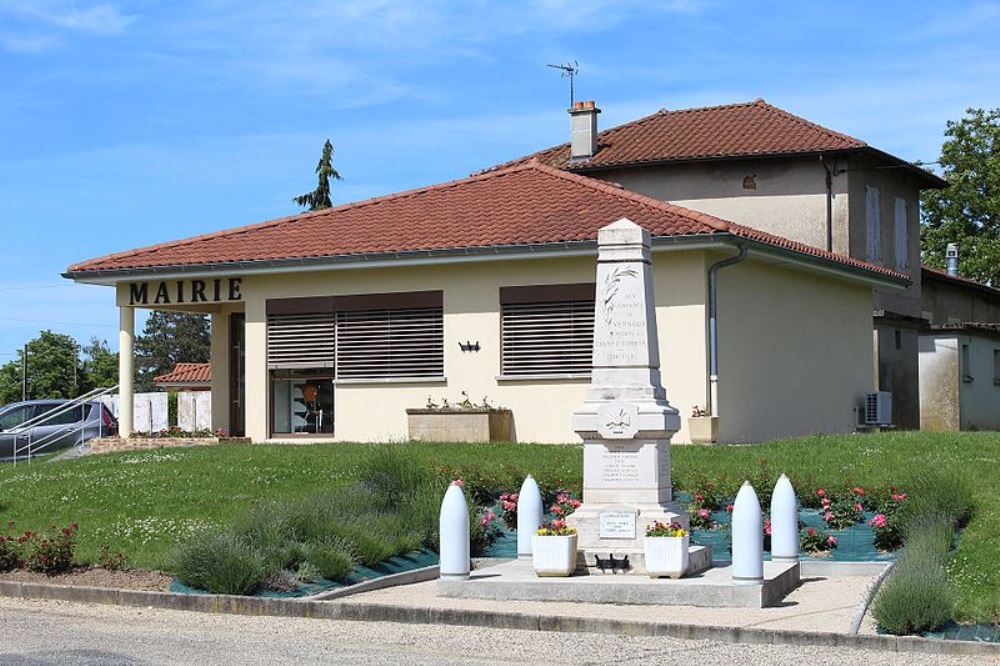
[0,580,995,657]
[849,560,895,634]
[303,565,439,601]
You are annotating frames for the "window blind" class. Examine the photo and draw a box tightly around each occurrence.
[335,307,444,379]
[267,313,336,369]
[501,300,594,376]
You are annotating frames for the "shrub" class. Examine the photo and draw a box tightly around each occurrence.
[800,526,837,554]
[97,545,129,571]
[24,524,77,575]
[360,446,437,512]
[897,474,973,532]
[173,531,265,595]
[302,539,355,581]
[0,522,23,572]
[873,541,954,635]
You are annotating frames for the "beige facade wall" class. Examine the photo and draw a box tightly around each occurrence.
[959,334,1000,431]
[715,257,875,442]
[845,154,922,318]
[239,252,710,444]
[919,334,961,431]
[209,309,231,434]
[596,158,848,254]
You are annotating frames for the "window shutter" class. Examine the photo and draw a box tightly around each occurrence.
[267,313,336,369]
[335,307,443,379]
[866,186,881,262]
[894,197,909,268]
[501,300,594,376]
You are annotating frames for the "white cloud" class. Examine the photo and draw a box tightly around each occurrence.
[0,1,133,53]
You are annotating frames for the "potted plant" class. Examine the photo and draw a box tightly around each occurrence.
[687,406,719,444]
[531,520,578,577]
[643,520,689,579]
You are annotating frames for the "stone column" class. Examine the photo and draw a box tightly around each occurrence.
[567,218,685,571]
[118,306,135,439]
[209,310,230,434]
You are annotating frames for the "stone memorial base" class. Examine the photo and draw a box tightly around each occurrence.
[438,558,800,608]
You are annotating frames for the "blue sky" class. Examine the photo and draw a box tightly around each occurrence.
[0,0,998,360]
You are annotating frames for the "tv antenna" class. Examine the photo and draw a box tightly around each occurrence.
[547,61,579,107]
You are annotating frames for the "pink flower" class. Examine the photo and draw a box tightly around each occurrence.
[820,498,831,508]
[698,508,709,518]
[827,536,838,546]
[854,503,863,512]
[551,518,566,529]
[551,505,564,515]
[816,488,826,498]
[808,527,816,536]
[725,504,734,512]
[869,514,887,529]
[823,512,834,522]
[454,479,465,487]
[569,500,581,508]
[891,493,908,502]
[764,518,772,536]
[556,493,569,504]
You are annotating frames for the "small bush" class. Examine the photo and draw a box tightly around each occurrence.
[303,539,355,580]
[173,531,265,595]
[24,524,77,575]
[873,548,954,635]
[97,545,129,571]
[897,474,973,531]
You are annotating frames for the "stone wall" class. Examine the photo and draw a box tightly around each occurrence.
[88,436,249,455]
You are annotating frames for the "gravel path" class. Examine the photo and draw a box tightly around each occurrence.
[0,596,991,665]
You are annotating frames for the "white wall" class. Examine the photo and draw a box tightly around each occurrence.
[960,334,1000,431]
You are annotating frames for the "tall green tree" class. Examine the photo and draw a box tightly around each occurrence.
[921,107,1000,284]
[80,337,118,392]
[135,312,210,391]
[292,139,342,211]
[0,331,81,404]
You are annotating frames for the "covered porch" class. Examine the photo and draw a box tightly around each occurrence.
[115,277,245,439]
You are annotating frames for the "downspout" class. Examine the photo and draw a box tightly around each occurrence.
[707,243,748,416]
[820,154,845,253]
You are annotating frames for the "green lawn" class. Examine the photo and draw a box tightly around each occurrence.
[0,432,998,621]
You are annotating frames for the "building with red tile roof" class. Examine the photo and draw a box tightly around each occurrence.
[65,98,931,444]
[153,363,212,391]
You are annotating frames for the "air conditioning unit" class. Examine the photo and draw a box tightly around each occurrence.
[864,391,892,426]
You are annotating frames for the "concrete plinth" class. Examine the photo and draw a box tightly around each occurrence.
[438,558,801,608]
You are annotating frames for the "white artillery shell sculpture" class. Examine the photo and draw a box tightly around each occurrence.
[770,473,799,562]
[516,474,544,559]
[439,481,470,580]
[732,481,764,584]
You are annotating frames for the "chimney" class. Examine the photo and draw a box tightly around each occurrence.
[569,100,600,160]
[946,243,960,277]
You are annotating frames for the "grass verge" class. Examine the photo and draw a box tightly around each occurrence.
[0,432,996,619]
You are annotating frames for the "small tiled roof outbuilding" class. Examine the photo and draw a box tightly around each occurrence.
[65,162,906,283]
[153,363,212,387]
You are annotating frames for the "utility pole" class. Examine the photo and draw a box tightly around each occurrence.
[21,345,27,401]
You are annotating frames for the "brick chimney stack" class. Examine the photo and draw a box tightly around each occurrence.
[569,100,600,160]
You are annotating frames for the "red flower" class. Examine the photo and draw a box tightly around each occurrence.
[808,527,816,536]
[852,486,865,496]
[816,488,826,498]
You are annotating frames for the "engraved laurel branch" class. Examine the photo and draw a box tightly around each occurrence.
[601,266,639,332]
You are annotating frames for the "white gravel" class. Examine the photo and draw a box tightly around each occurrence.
[0,596,992,665]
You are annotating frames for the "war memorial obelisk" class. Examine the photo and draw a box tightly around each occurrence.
[567,218,696,573]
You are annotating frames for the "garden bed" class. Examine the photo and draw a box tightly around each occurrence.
[0,566,171,591]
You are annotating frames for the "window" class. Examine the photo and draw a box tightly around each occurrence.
[42,405,85,426]
[894,197,909,269]
[962,343,973,383]
[994,350,1000,385]
[272,371,334,434]
[500,284,595,377]
[335,307,444,380]
[0,405,36,431]
[866,186,881,262]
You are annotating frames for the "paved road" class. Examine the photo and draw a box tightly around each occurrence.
[0,597,989,665]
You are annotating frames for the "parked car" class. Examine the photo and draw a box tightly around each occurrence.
[0,399,117,459]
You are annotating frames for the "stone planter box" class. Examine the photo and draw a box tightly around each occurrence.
[406,408,513,443]
[688,416,720,444]
[531,533,578,577]
[644,534,690,579]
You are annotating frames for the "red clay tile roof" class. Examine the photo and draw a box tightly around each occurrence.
[66,162,906,282]
[153,362,211,385]
[487,100,944,187]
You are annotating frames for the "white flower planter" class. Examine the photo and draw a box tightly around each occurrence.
[531,534,578,577]
[644,534,689,579]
